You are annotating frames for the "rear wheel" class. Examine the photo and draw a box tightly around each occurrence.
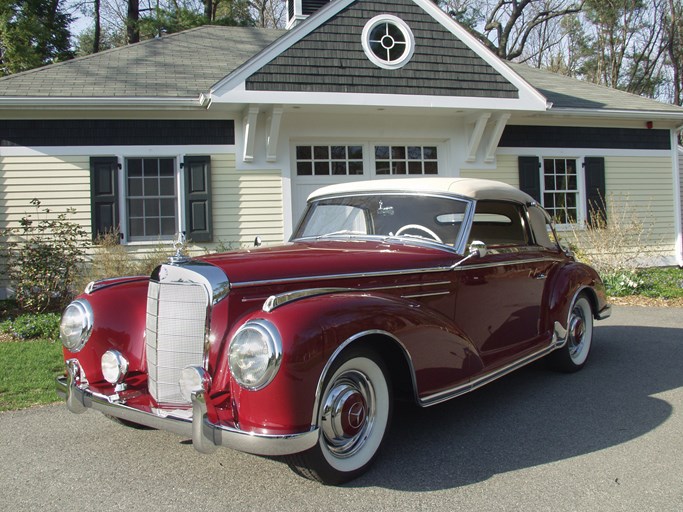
[549,294,594,373]
[286,348,392,485]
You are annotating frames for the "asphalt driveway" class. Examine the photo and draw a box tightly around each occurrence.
[1,305,681,511]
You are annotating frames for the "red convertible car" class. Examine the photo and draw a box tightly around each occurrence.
[57,177,610,484]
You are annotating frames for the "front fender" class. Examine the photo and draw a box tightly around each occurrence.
[221,291,483,434]
[62,279,149,386]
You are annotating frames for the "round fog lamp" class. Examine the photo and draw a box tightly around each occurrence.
[179,366,211,402]
[101,350,129,384]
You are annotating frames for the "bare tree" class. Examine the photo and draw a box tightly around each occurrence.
[582,0,667,97]
[665,0,683,105]
[127,0,140,43]
[249,0,286,28]
[442,0,584,60]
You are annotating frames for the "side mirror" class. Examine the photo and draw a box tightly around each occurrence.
[254,236,262,247]
[451,240,487,270]
[469,240,487,258]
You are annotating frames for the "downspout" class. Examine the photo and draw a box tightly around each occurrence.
[673,128,683,267]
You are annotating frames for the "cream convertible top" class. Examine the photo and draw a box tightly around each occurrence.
[308,177,535,204]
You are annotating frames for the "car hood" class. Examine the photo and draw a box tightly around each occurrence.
[197,240,458,286]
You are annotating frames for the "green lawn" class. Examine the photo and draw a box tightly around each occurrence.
[0,340,64,411]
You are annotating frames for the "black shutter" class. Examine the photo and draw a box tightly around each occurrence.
[518,156,541,202]
[584,157,607,226]
[90,157,119,241]
[184,156,212,242]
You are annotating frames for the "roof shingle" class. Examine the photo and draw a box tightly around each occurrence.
[0,26,285,98]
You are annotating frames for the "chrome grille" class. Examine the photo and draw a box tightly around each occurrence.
[146,279,209,404]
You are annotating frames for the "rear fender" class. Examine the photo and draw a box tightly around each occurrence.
[544,262,608,331]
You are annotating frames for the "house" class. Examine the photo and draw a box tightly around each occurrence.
[1,0,682,299]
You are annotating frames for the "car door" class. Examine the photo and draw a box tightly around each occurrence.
[453,200,556,371]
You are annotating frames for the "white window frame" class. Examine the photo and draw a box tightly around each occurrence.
[539,155,586,230]
[117,154,186,245]
[291,140,444,180]
[361,15,416,70]
[373,144,440,176]
[294,144,365,177]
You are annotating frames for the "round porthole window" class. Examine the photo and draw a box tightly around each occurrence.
[361,15,415,70]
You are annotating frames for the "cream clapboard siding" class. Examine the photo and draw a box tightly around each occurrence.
[0,155,91,230]
[0,156,91,297]
[462,154,677,257]
[209,154,284,249]
[0,154,284,296]
[0,154,283,250]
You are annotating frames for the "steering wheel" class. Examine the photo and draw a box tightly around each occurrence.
[394,224,443,243]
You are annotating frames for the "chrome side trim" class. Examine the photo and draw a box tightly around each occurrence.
[401,291,450,299]
[262,281,453,312]
[235,266,452,289]
[419,333,564,407]
[263,288,351,313]
[457,257,558,271]
[233,258,559,290]
[84,276,148,294]
[56,371,319,457]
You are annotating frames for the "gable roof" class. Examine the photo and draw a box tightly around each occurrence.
[210,0,547,111]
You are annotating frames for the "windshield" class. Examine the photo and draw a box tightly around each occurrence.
[293,194,470,247]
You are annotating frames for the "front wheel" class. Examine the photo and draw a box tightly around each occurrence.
[286,348,392,485]
[549,294,594,373]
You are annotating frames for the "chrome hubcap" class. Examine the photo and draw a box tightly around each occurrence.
[568,306,586,359]
[321,370,374,458]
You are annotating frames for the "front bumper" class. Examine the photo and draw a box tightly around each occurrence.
[56,360,319,457]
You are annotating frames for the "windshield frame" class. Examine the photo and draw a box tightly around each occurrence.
[291,191,475,254]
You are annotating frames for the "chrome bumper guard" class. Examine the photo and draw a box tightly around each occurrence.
[56,360,319,457]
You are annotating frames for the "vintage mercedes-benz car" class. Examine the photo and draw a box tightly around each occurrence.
[57,177,610,484]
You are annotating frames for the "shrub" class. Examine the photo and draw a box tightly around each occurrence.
[1,200,89,313]
[0,313,61,341]
[564,193,665,296]
[75,229,173,291]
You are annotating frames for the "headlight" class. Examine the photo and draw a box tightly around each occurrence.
[228,320,282,390]
[101,350,129,384]
[60,299,94,352]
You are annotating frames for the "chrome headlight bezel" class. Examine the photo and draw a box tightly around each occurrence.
[228,319,282,391]
[60,299,94,353]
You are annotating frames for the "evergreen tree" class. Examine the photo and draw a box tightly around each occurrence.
[0,0,74,75]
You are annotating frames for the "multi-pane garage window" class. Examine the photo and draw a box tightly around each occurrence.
[375,145,438,175]
[296,145,364,176]
[126,157,177,240]
[543,158,579,224]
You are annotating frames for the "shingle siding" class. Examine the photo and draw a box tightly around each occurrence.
[1,120,235,147]
[499,126,671,150]
[247,0,518,98]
